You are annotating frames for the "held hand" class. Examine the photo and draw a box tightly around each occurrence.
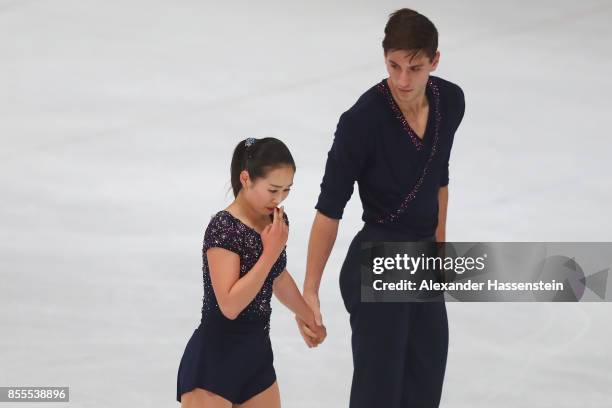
[303,290,323,327]
[295,295,326,348]
[309,318,327,345]
[295,315,327,348]
[260,206,288,259]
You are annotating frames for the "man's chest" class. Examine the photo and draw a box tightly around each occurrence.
[400,106,429,140]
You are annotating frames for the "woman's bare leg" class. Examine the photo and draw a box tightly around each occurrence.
[237,381,281,408]
[181,387,233,408]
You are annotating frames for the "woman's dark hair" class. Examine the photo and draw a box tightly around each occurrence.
[230,137,296,198]
[382,8,438,61]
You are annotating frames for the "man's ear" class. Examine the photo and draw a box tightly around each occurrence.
[431,50,441,71]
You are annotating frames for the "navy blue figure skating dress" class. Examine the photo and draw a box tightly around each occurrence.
[177,210,288,404]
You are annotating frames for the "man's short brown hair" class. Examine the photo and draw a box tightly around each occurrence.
[382,8,438,61]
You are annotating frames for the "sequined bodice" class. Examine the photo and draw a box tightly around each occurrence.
[200,210,287,331]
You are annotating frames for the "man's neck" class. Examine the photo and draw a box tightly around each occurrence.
[388,80,428,116]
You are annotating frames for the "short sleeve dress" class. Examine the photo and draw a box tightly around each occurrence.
[176,210,288,404]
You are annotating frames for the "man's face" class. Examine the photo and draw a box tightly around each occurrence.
[384,49,440,104]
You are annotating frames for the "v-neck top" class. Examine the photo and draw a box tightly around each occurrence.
[315,75,465,236]
[378,78,434,149]
[200,210,288,332]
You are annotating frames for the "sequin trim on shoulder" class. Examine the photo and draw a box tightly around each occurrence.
[377,78,439,151]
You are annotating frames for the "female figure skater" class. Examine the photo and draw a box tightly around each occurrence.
[177,137,326,408]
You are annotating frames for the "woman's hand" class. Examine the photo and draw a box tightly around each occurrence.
[295,295,327,348]
[295,315,327,348]
[297,290,325,347]
[260,206,288,260]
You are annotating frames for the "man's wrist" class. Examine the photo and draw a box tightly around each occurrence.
[301,311,316,328]
[303,282,319,295]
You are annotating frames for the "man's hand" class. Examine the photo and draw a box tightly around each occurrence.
[295,315,327,348]
[296,290,326,347]
[303,290,323,326]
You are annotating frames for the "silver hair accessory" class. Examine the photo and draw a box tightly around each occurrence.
[244,138,257,147]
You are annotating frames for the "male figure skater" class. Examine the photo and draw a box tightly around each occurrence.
[297,8,465,408]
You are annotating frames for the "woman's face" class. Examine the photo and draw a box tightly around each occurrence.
[240,165,294,216]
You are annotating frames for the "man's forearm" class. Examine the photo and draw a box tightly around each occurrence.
[273,270,315,325]
[436,186,449,242]
[304,211,340,293]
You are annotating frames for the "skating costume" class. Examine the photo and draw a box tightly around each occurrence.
[177,210,288,404]
[316,76,465,407]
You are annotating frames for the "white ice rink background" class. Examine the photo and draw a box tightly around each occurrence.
[2,1,611,407]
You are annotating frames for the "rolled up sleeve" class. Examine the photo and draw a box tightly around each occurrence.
[315,111,370,219]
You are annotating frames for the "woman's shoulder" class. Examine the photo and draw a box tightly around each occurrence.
[203,210,242,251]
[206,210,235,231]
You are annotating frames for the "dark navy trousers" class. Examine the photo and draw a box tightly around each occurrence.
[339,223,449,408]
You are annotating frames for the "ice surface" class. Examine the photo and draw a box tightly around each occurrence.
[1,1,611,407]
